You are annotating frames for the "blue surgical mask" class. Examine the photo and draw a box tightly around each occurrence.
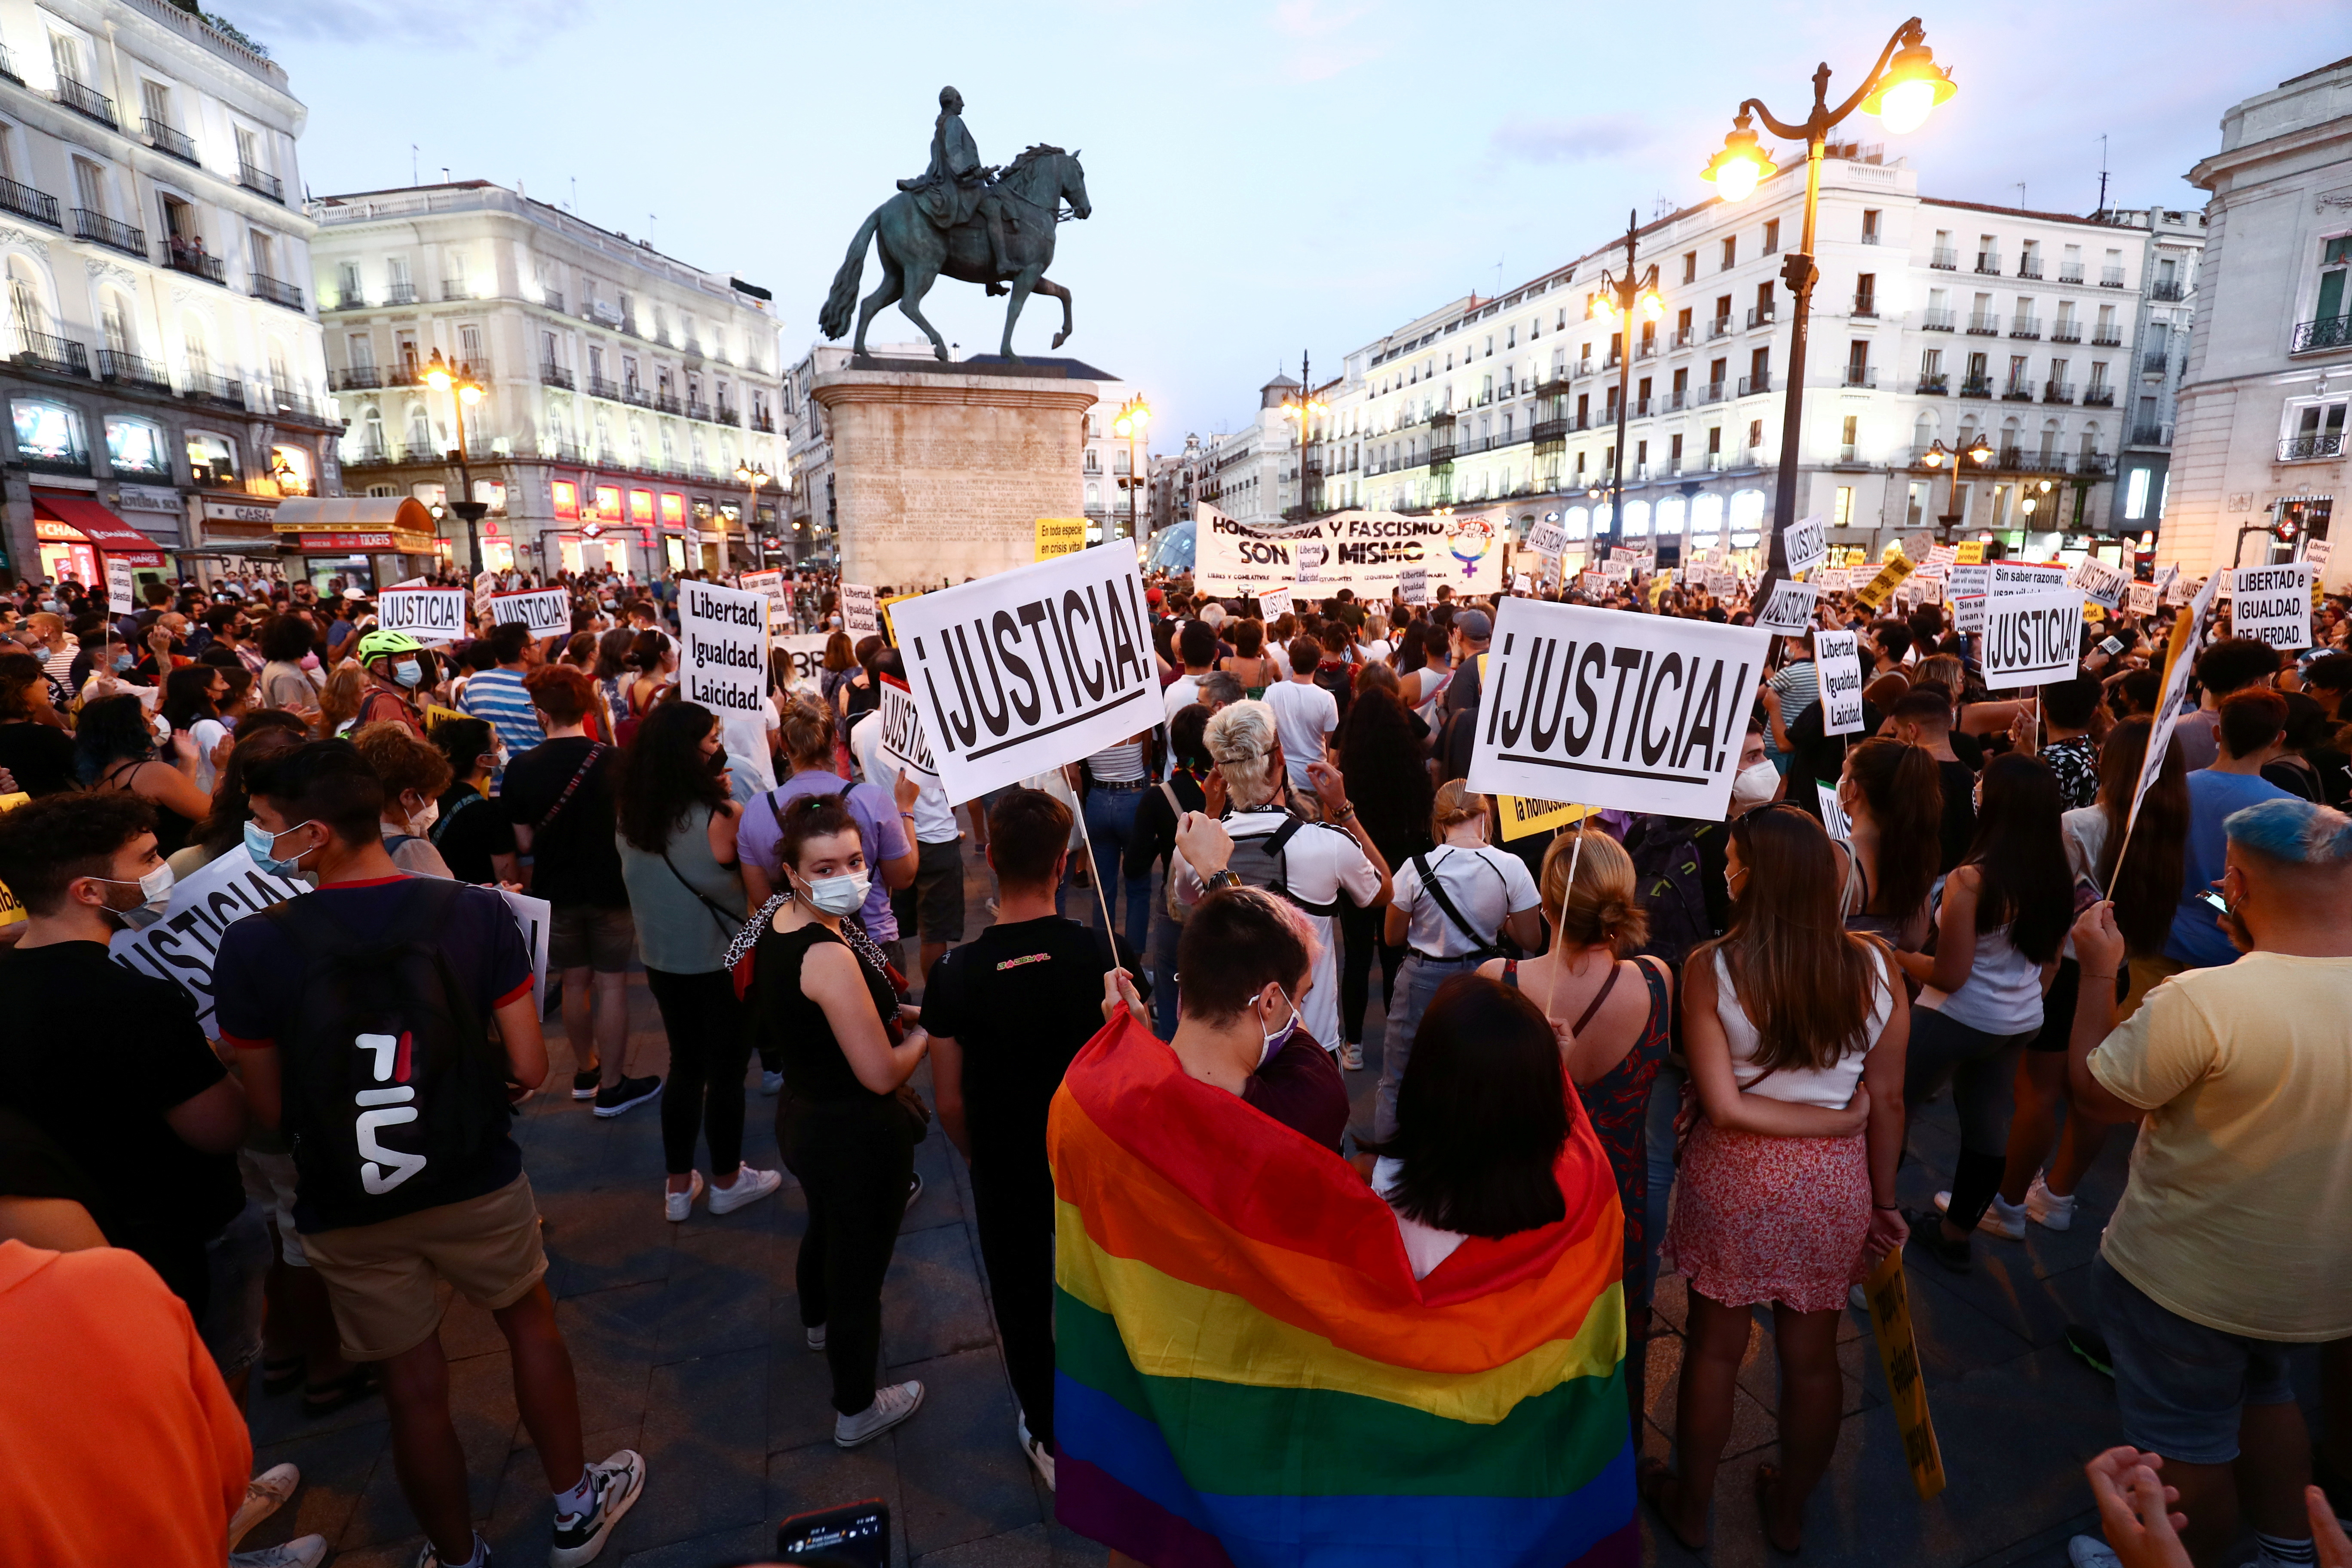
[110,651,133,672]
[245,818,318,879]
[392,657,423,687]
[1258,984,1300,1069]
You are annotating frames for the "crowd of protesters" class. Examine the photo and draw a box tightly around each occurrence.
[2,544,2350,1568]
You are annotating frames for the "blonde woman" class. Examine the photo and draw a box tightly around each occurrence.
[1377,781,1544,1139]
[316,661,367,739]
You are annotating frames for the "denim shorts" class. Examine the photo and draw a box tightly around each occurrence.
[2094,1253,2298,1465]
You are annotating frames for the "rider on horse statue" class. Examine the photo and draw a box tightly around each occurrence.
[896,86,1014,288]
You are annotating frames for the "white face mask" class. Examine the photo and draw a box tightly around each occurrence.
[1730,759,1779,813]
[94,861,176,929]
[405,796,440,836]
[795,867,870,916]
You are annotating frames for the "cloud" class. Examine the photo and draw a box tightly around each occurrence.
[1489,113,1654,165]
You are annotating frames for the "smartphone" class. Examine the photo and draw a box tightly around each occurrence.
[2098,636,2125,655]
[778,1498,889,1567]
[2197,890,2230,916]
[2072,875,2101,916]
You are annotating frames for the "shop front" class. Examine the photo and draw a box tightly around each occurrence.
[178,493,285,586]
[30,489,168,594]
[271,497,440,591]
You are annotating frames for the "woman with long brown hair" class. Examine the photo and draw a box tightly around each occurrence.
[1218,618,1277,701]
[1647,804,1906,1555]
[1333,665,1432,1066]
[1994,717,2188,1234]
[1834,737,1943,949]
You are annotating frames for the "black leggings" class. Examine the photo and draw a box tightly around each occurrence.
[781,1093,914,1415]
[970,1158,1058,1446]
[645,967,753,1177]
[1337,897,1404,1046]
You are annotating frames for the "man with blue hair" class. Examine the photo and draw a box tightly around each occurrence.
[2062,796,2352,1568]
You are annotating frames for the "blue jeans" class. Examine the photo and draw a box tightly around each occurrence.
[1081,785,1153,956]
[1372,951,1485,1142]
[1644,1062,1685,1306]
[1149,891,1182,1037]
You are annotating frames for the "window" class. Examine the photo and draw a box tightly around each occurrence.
[1841,414,1859,448]
[12,399,83,461]
[1834,486,1854,526]
[2123,468,2151,520]
[1855,273,1876,314]
[141,80,171,138]
[1714,294,1731,326]
[387,255,410,288]
[2315,237,2352,326]
[1683,251,1697,284]
[49,31,85,86]
[184,429,238,486]
[269,444,312,495]
[1847,340,1869,377]
[346,332,374,371]
[336,261,361,303]
[1920,348,1944,377]
[1721,237,1737,271]
[1763,218,1780,253]
[8,260,49,349]
[100,292,133,355]
[459,324,483,364]
[541,330,558,370]
[248,228,273,280]
[1747,419,1764,449]
[1861,208,1880,243]
[1707,426,1721,454]
[72,158,106,217]
[1906,482,1928,528]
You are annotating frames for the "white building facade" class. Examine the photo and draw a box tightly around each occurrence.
[1317,150,2198,569]
[307,181,785,580]
[2167,56,2352,584]
[0,0,338,590]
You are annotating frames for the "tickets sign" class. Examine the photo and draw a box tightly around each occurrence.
[2230,563,2313,650]
[1465,600,1772,821]
[487,588,571,637]
[1980,588,2083,690]
[377,587,469,645]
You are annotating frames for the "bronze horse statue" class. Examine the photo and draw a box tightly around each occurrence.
[819,145,1092,362]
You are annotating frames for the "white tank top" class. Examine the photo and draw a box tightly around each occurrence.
[1921,919,2045,1036]
[1714,947,1895,1109]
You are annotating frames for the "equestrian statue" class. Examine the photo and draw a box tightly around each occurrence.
[818,86,1093,362]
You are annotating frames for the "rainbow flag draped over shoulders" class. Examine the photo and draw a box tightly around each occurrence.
[1049,1014,1636,1568]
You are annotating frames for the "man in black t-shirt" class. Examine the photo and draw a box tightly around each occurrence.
[1893,689,1980,873]
[923,787,1144,1491]
[501,665,658,1116]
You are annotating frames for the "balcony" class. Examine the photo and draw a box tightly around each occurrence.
[162,242,227,285]
[52,76,117,129]
[1966,313,2001,335]
[1703,451,1725,471]
[1428,409,1457,431]
[1915,374,1949,395]
[1602,352,1622,370]
[1699,380,1726,404]
[1852,293,1878,317]
[343,440,407,469]
[622,384,652,408]
[1996,447,2027,469]
[1738,373,1773,395]
[2050,323,2083,343]
[269,388,325,422]
[2009,317,2042,339]
[1671,327,1696,349]
[1635,398,1655,418]
[2292,314,2352,355]
[714,403,739,426]
[0,43,16,85]
[440,279,476,301]
[385,361,422,386]
[1428,443,1457,469]
[2101,267,2126,288]
[1960,376,1994,398]
[540,363,576,389]
[2152,280,2186,302]
[385,281,418,305]
[2084,386,2115,407]
[0,175,61,228]
[1637,338,1659,360]
[587,373,621,400]
[1709,316,1734,339]
[1838,444,1861,464]
[2092,329,2123,347]
[1531,417,1571,450]
[1975,254,2001,275]
[1930,247,1958,270]
[2045,381,2076,404]
[1747,305,1776,328]
[2279,434,2344,462]
[98,349,172,392]
[182,373,245,410]
[686,399,711,421]
[2141,350,2171,373]
[2052,263,2082,284]
[237,162,284,203]
[2017,258,2044,280]
[654,392,683,414]
[17,443,89,476]
[330,366,383,391]
[2003,380,2037,401]
[250,273,304,310]
[327,288,365,310]
[144,120,199,165]
[12,330,89,377]
[1862,229,1882,245]
[2130,423,2170,446]
[1921,308,1955,331]
[72,208,147,259]
[1841,367,1878,389]
[751,412,776,433]
[2077,453,2114,475]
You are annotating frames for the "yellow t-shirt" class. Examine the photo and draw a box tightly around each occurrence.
[2089,952,2352,1340]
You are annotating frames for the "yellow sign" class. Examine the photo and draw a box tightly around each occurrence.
[1497,796,1596,842]
[879,592,922,646]
[1851,554,1916,613]
[423,704,468,735]
[1954,540,1986,564]
[1034,517,1088,561]
[1863,1249,1947,1501]
[0,791,29,927]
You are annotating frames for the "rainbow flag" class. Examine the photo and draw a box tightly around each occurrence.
[1049,1014,1635,1568]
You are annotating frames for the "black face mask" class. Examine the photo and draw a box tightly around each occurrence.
[706,746,729,776]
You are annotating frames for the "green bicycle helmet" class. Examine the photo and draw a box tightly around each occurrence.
[355,627,423,664]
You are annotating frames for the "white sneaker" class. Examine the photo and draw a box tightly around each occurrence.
[708,1165,782,1216]
[230,1463,301,1548]
[1338,1041,1364,1071]
[806,1322,827,1352]
[1933,1189,2026,1241]
[232,1536,328,1568]
[663,1170,704,1223]
[1018,1414,1057,1491]
[835,1380,924,1448]
[760,1069,784,1096]
[549,1449,646,1568]
[2067,1534,2123,1568]
[2027,1174,2078,1232]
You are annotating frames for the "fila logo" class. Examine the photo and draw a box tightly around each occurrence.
[354,1031,426,1196]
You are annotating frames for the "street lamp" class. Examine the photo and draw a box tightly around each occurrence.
[1919,433,1993,539]
[1586,212,1663,554]
[1702,17,1957,584]
[1280,352,1326,522]
[734,460,771,575]
[423,348,489,575]
[1112,395,1151,544]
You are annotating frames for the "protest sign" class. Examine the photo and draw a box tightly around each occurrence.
[1507,572,1531,595]
[1755,579,1822,634]
[677,578,771,716]
[1609,547,1640,565]
[841,582,881,638]
[1815,629,1866,735]
[1294,541,1327,585]
[1899,531,1936,565]
[1398,567,1430,606]
[774,632,832,690]
[1577,570,1606,597]
[1954,539,1986,565]
[1783,516,1828,577]
[1817,781,1853,840]
[106,846,313,1034]
[107,558,136,614]
[1850,554,1915,612]
[377,587,469,645]
[487,588,572,637]
[1949,564,1991,601]
[1925,543,1958,571]
[2229,562,2313,650]
[887,542,1162,804]
[2126,581,2159,616]
[1496,796,1595,843]
[1953,593,1986,635]
[1864,1250,1948,1501]
[1816,566,1852,592]
[2070,557,2132,611]
[879,591,922,645]
[1193,504,1504,596]
[2160,564,2187,605]
[741,568,789,622]
[1464,600,1772,820]
[1989,559,2069,597]
[1258,588,1295,622]
[0,791,27,927]
[877,672,940,784]
[1629,554,1657,577]
[1527,518,1568,558]
[499,890,552,1016]
[2123,573,2221,867]
[1980,588,2083,690]
[2303,537,2334,601]
[1034,516,1088,561]
[1916,577,1945,605]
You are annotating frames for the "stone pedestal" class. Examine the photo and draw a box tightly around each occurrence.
[812,359,1095,590]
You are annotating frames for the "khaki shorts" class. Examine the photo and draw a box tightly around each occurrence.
[301,1173,548,1362]
[550,902,636,973]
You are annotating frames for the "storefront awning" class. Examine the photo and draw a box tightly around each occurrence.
[273,497,438,535]
[32,490,168,560]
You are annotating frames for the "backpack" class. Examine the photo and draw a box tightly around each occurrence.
[1409,848,1514,960]
[1629,816,1720,970]
[1225,812,1341,917]
[264,878,516,1225]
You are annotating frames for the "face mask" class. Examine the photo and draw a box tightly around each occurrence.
[1725,866,1748,905]
[245,818,318,879]
[796,868,870,917]
[110,651,134,672]
[494,745,511,768]
[93,861,175,930]
[1257,984,1301,1069]
[392,657,423,688]
[1730,760,1779,813]
[405,797,440,835]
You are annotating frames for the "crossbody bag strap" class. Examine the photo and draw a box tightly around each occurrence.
[1568,960,1626,1035]
[1414,849,1502,958]
[535,742,608,833]
[659,845,741,935]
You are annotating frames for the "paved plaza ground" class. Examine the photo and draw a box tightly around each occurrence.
[232,834,2225,1568]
